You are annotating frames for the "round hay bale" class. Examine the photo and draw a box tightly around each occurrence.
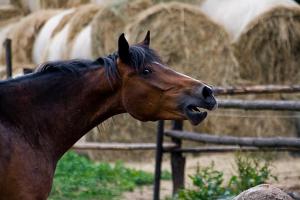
[194,109,297,138]
[10,0,32,14]
[66,4,102,44]
[91,7,125,57]
[154,0,204,4]
[69,25,93,59]
[201,0,300,84]
[234,6,300,84]
[11,0,93,13]
[46,22,71,61]
[0,23,15,64]
[8,10,60,64]
[50,9,75,37]
[43,9,83,61]
[199,0,299,139]
[39,0,91,9]
[32,9,75,64]
[108,0,154,21]
[0,62,33,79]
[91,0,154,57]
[0,5,23,23]
[85,116,160,161]
[126,2,239,85]
[0,65,6,79]
[65,4,103,59]
[45,5,104,61]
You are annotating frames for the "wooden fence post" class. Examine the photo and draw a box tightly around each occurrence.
[3,38,12,78]
[153,120,164,200]
[171,120,185,195]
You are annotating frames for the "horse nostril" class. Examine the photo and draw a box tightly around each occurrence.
[202,86,213,99]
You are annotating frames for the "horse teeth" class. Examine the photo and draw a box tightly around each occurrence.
[191,107,201,112]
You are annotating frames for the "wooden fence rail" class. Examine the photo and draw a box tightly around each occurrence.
[73,142,176,151]
[165,130,300,148]
[72,142,300,153]
[214,85,300,95]
[167,146,300,153]
[217,99,300,111]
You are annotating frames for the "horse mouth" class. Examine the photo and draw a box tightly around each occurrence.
[183,105,209,125]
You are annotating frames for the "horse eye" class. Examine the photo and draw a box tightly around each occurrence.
[142,68,152,75]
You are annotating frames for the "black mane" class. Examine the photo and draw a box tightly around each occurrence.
[36,44,162,83]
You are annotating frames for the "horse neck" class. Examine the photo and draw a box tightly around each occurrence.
[0,67,124,161]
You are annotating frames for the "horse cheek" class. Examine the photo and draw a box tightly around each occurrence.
[121,86,160,121]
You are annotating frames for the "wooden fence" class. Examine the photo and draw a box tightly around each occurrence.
[152,87,300,200]
[3,38,300,200]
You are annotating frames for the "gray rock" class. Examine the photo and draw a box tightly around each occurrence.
[234,184,293,200]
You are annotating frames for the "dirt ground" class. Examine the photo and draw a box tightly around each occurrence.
[122,153,300,200]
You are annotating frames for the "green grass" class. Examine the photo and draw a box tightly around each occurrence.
[175,153,277,200]
[49,151,171,200]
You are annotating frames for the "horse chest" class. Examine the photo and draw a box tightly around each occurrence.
[0,136,55,200]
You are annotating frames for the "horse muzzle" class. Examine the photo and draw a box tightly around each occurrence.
[180,85,217,125]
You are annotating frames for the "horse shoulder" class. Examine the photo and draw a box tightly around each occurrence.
[0,126,54,200]
[0,124,12,178]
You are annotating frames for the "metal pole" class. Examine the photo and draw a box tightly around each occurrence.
[3,38,12,78]
[153,120,164,200]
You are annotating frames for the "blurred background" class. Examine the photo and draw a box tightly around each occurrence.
[1,0,300,199]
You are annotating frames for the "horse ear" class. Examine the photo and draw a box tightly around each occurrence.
[143,30,150,47]
[118,33,129,62]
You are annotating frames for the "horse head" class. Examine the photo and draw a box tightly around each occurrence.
[116,31,217,125]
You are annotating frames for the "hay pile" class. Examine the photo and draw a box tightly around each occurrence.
[126,2,238,85]
[201,0,300,84]
[65,4,103,59]
[66,4,102,44]
[91,0,154,57]
[44,4,106,61]
[234,6,300,84]
[50,10,75,38]
[69,25,93,59]
[7,10,59,65]
[154,0,204,4]
[32,9,75,64]
[10,0,93,13]
[0,23,15,65]
[0,5,23,25]
[39,0,91,9]
[107,0,154,21]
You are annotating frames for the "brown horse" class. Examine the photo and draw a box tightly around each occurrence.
[0,32,217,199]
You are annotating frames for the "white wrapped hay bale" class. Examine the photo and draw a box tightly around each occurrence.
[7,10,59,64]
[198,0,299,139]
[91,0,153,57]
[39,4,103,62]
[32,9,75,64]
[126,2,238,85]
[66,4,103,59]
[201,0,300,84]
[69,25,93,59]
